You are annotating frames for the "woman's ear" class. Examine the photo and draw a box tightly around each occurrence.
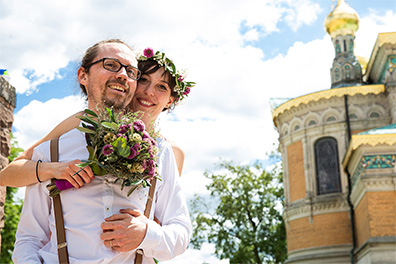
[165,96,175,108]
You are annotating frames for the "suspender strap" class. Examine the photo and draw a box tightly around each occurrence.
[134,177,157,264]
[50,138,70,264]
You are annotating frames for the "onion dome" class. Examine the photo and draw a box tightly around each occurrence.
[324,0,359,38]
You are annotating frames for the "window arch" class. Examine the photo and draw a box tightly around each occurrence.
[314,137,341,195]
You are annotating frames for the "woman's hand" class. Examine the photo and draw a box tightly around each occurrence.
[42,159,94,188]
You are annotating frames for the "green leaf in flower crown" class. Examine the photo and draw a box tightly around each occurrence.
[76,127,96,134]
[84,109,98,118]
[113,137,130,158]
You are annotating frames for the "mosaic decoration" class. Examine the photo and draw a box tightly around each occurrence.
[352,154,396,186]
[380,55,396,83]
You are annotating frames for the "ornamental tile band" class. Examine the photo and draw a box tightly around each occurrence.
[351,154,395,187]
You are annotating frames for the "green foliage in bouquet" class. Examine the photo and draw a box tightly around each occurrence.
[76,108,161,196]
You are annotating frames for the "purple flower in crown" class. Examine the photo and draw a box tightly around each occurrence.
[178,75,184,82]
[133,120,145,132]
[127,147,138,160]
[102,144,114,156]
[182,87,191,95]
[143,48,154,58]
[119,124,129,134]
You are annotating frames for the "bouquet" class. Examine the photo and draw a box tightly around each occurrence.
[47,108,160,197]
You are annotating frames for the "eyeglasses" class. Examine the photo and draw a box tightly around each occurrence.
[85,58,141,80]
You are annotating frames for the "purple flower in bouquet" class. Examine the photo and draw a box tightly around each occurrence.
[119,124,129,134]
[117,133,128,140]
[150,138,158,146]
[102,144,114,156]
[142,131,150,139]
[133,143,141,152]
[133,120,145,132]
[127,147,138,160]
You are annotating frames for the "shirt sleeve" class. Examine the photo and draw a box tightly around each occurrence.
[138,142,192,261]
[12,143,52,264]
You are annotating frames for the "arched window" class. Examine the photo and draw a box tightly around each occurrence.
[314,137,341,195]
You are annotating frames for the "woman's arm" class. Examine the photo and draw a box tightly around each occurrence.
[169,142,185,176]
[0,111,93,187]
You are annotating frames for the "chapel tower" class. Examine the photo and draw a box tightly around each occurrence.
[271,1,396,263]
[324,0,363,88]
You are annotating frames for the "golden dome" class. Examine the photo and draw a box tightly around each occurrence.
[324,0,359,38]
[356,56,368,74]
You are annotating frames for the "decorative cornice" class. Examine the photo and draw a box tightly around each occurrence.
[364,32,396,82]
[272,84,385,127]
[343,134,396,168]
[284,196,349,222]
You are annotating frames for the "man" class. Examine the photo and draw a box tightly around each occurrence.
[12,39,191,263]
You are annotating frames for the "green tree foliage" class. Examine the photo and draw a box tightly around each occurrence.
[1,133,24,263]
[190,160,286,264]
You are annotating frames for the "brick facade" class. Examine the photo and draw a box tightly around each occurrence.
[287,141,306,202]
[355,191,396,248]
[286,212,352,252]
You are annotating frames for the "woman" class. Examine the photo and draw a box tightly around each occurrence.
[0,47,194,188]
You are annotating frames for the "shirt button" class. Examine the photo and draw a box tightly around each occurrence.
[106,208,109,211]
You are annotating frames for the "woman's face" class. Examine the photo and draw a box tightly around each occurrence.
[130,67,175,125]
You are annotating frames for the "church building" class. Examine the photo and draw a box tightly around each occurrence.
[271,0,396,263]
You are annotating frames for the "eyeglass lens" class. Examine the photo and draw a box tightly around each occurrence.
[103,58,140,80]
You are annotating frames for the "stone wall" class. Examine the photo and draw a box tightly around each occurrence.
[0,75,16,253]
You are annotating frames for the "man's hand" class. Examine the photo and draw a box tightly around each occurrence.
[100,209,148,252]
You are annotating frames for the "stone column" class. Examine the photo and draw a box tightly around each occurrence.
[0,75,16,253]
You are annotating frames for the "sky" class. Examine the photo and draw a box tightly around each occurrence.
[1,0,395,262]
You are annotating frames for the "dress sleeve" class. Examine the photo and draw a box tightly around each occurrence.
[138,142,192,260]
[12,144,52,263]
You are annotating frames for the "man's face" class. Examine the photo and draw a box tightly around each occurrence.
[78,43,138,111]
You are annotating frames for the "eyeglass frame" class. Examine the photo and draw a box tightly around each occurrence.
[85,58,141,81]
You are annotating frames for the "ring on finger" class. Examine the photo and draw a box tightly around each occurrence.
[110,240,114,247]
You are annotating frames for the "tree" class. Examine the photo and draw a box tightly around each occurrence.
[0,133,24,263]
[190,160,286,264]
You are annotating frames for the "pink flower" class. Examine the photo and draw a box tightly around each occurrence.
[143,48,154,58]
[182,87,191,95]
[178,75,184,81]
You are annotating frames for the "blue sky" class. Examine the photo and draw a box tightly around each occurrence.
[1,0,395,262]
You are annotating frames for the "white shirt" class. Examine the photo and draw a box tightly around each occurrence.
[12,128,191,264]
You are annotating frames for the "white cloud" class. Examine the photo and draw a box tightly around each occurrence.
[13,96,86,149]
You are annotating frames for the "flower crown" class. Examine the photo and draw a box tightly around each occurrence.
[137,48,196,102]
